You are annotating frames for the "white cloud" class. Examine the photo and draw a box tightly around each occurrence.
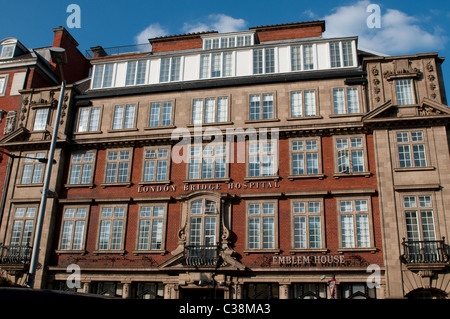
[321,0,447,55]
[182,14,247,34]
[134,23,169,44]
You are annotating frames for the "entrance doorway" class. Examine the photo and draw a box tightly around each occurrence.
[180,288,224,300]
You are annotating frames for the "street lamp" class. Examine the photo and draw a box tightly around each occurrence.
[27,47,67,289]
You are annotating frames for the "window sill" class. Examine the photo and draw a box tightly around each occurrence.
[107,128,139,133]
[243,249,281,255]
[287,174,325,180]
[73,130,103,135]
[337,247,378,254]
[132,250,166,256]
[244,118,280,124]
[394,166,435,172]
[329,113,363,118]
[100,182,132,188]
[333,172,371,179]
[139,180,171,185]
[186,122,234,127]
[183,177,231,184]
[92,250,126,255]
[244,176,280,182]
[16,183,43,188]
[64,183,95,189]
[289,248,329,254]
[144,125,176,131]
[286,116,323,121]
[55,250,87,255]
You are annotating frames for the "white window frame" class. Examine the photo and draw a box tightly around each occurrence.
[253,47,276,74]
[245,200,278,251]
[148,101,174,127]
[112,104,137,130]
[142,146,171,183]
[290,89,317,118]
[191,97,229,124]
[59,206,89,251]
[329,40,355,68]
[104,149,133,184]
[291,199,324,250]
[395,79,415,105]
[67,150,96,185]
[76,106,101,133]
[136,204,167,251]
[125,60,148,86]
[0,74,9,96]
[338,197,373,250]
[0,44,15,59]
[97,205,127,251]
[159,56,182,82]
[199,52,233,79]
[20,152,46,185]
[91,63,115,89]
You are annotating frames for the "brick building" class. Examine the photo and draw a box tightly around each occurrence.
[0,21,449,299]
[0,27,90,230]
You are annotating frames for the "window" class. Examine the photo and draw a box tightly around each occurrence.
[142,147,170,182]
[189,199,218,246]
[249,93,275,120]
[0,44,15,59]
[20,153,45,184]
[92,64,114,89]
[112,104,136,130]
[333,87,360,114]
[137,205,166,250]
[290,90,316,117]
[292,200,323,249]
[104,149,132,184]
[339,199,371,248]
[330,41,354,68]
[395,79,415,105]
[160,57,181,82]
[396,131,427,168]
[248,140,278,177]
[203,34,253,49]
[253,48,275,74]
[76,107,101,132]
[291,44,315,71]
[188,144,227,180]
[0,75,8,96]
[247,201,277,250]
[292,283,327,299]
[98,206,126,251]
[33,108,49,131]
[125,60,147,86]
[59,207,88,250]
[192,97,228,124]
[404,195,436,242]
[199,52,233,79]
[148,101,173,127]
[68,151,96,185]
[290,138,320,176]
[10,206,36,247]
[335,136,366,174]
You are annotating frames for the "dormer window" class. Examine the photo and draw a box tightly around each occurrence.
[0,44,15,59]
[202,33,254,50]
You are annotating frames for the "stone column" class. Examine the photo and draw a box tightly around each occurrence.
[279,284,290,299]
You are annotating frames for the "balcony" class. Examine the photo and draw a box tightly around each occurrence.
[183,245,219,267]
[0,244,32,272]
[401,238,450,266]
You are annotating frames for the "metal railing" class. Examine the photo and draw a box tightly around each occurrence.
[184,245,219,267]
[0,244,32,265]
[401,238,450,264]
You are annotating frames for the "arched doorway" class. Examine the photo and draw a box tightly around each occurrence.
[407,288,447,299]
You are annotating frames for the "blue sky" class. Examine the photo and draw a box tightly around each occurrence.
[2,0,450,93]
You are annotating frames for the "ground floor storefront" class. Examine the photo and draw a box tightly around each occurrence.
[48,268,384,299]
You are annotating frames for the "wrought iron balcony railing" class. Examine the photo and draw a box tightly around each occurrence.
[401,238,450,264]
[184,245,219,267]
[0,244,32,266]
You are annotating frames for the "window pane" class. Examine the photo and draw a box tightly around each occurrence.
[149,103,160,127]
[161,102,172,126]
[248,218,260,249]
[262,94,274,119]
[33,108,49,131]
[222,52,232,77]
[217,97,228,122]
[170,57,181,81]
[113,106,124,129]
[192,99,203,124]
[304,90,316,116]
[347,88,359,113]
[102,64,114,88]
[92,65,104,89]
[253,49,263,74]
[356,215,370,247]
[303,45,314,70]
[341,215,354,248]
[395,79,414,105]
[204,98,216,123]
[333,89,345,114]
[291,46,301,71]
[265,48,275,73]
[159,58,170,82]
[291,91,302,117]
[309,216,322,248]
[330,42,341,68]
[200,55,210,79]
[294,215,306,248]
[211,53,221,78]
[89,108,100,131]
[136,61,147,85]
[249,95,260,120]
[342,41,354,67]
[413,144,427,167]
[125,61,136,86]
[123,105,136,129]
